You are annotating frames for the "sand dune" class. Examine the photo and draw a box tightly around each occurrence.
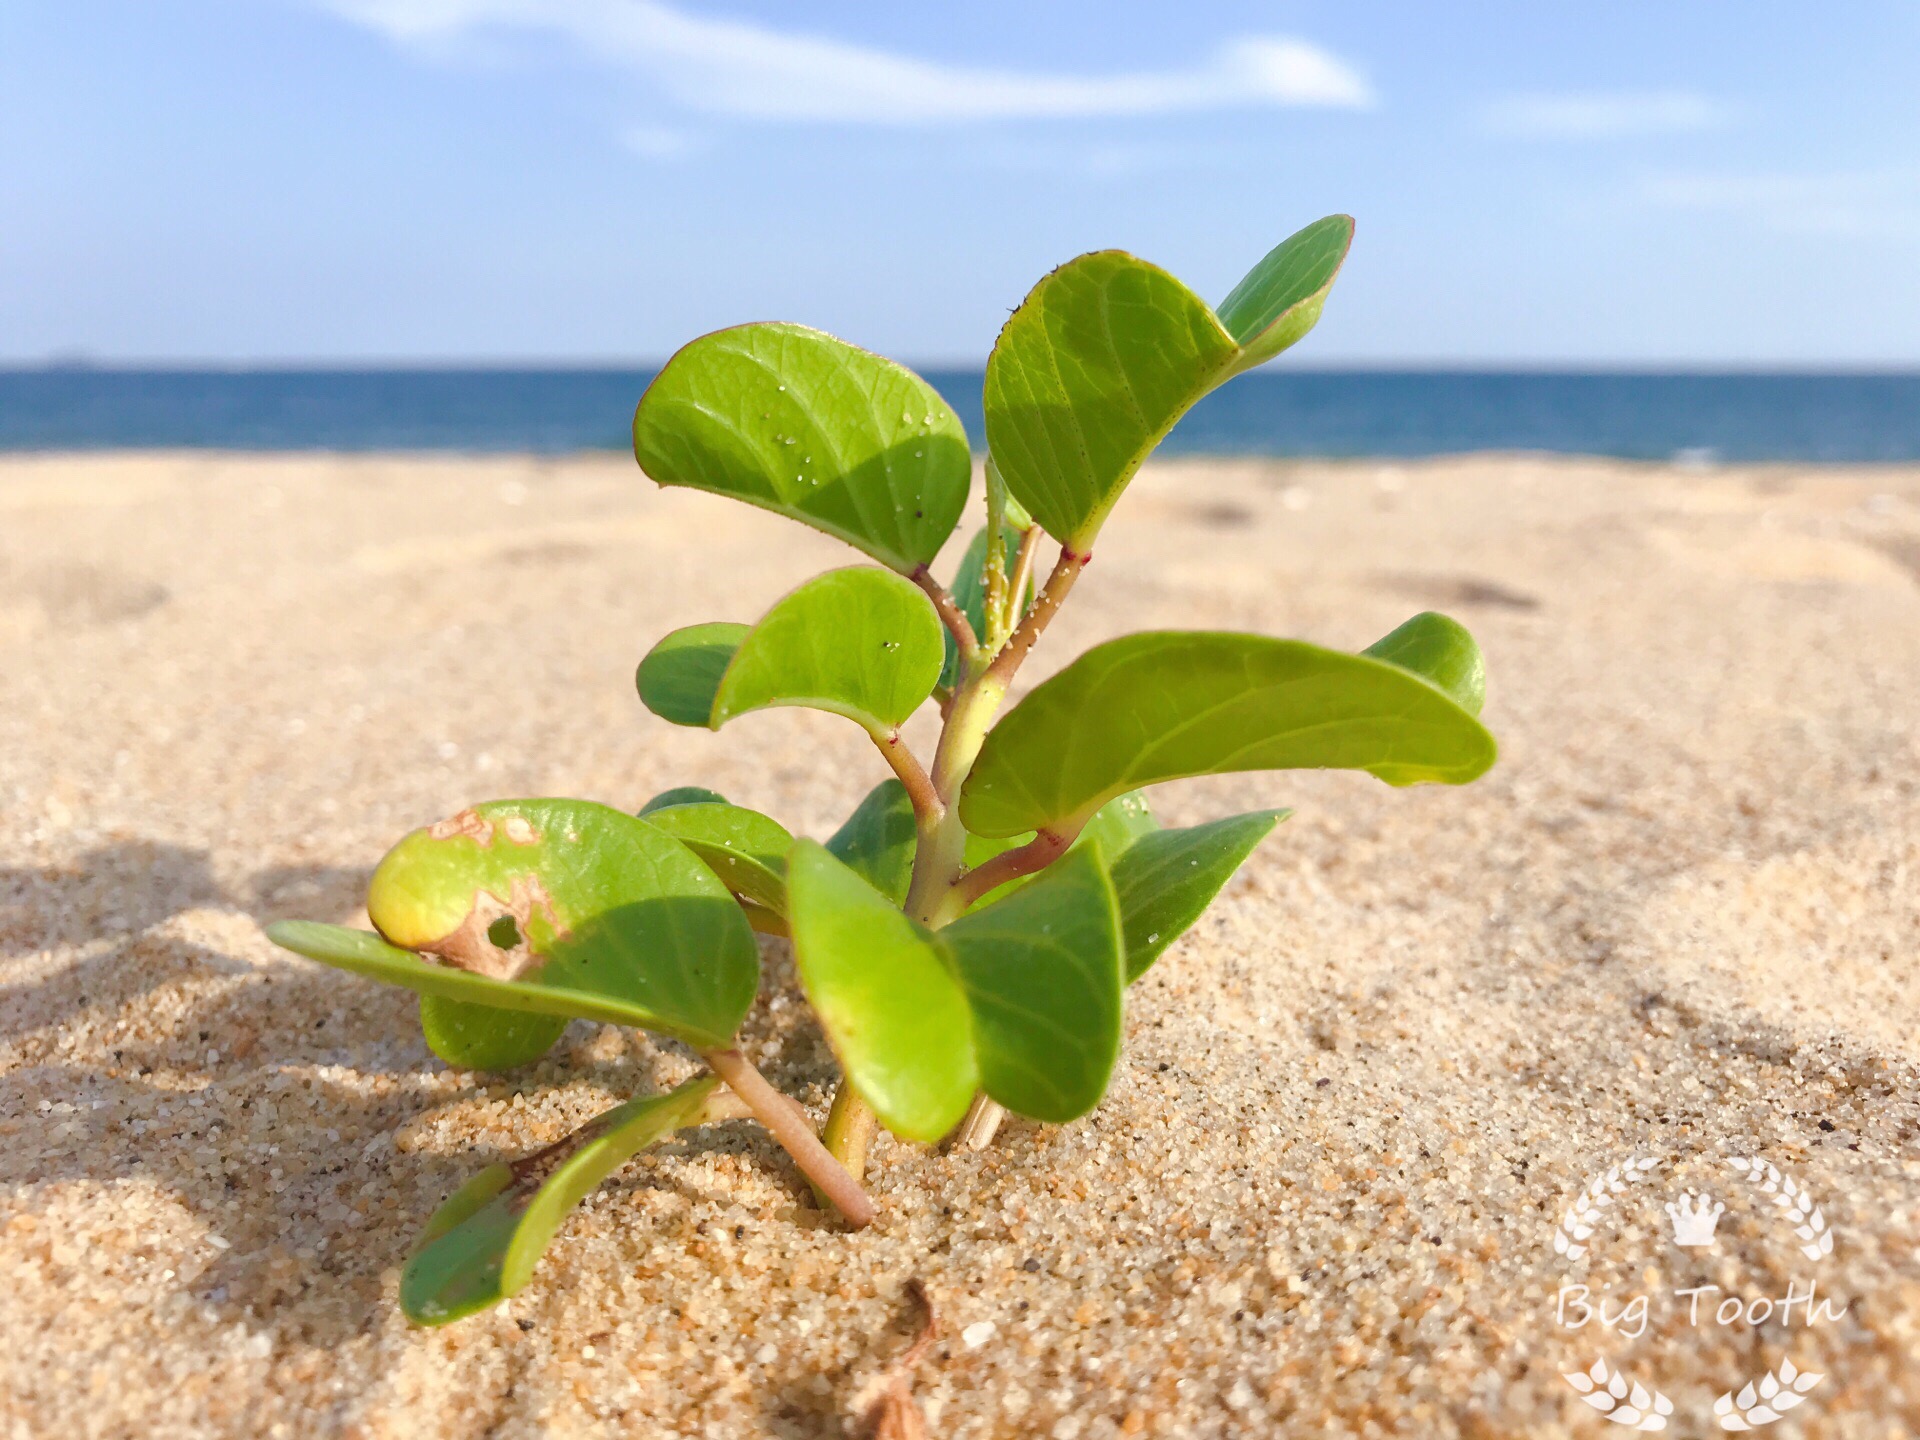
[2,452,1916,1437]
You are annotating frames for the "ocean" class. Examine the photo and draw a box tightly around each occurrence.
[3,368,1918,463]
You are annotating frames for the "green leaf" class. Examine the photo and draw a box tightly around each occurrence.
[638,785,728,815]
[1111,811,1288,981]
[960,631,1499,837]
[789,841,1132,1135]
[641,801,792,914]
[712,566,944,735]
[940,846,1125,1123]
[824,779,917,906]
[994,463,1034,533]
[636,623,746,728]
[1362,610,1487,717]
[1075,789,1157,857]
[984,220,1354,550]
[633,322,972,573]
[739,902,789,938]
[267,799,758,1048]
[1215,215,1354,375]
[785,841,977,1143]
[419,995,568,1072]
[401,1075,719,1325]
[985,252,1239,551]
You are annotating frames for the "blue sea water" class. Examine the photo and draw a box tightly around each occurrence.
[2,367,1917,462]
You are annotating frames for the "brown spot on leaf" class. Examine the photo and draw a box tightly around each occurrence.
[503,816,538,845]
[428,808,495,845]
[419,876,564,981]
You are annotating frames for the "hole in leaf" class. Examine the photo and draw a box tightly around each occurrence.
[487,916,523,949]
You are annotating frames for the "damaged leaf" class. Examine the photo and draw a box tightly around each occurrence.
[269,799,758,1049]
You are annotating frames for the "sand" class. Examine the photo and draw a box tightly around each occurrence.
[2,450,1917,1439]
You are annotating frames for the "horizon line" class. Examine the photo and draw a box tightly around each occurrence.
[7,359,1920,377]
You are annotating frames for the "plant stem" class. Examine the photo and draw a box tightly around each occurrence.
[910,564,977,663]
[697,1087,755,1123]
[937,825,1072,920]
[703,1047,876,1228]
[983,546,1086,688]
[867,726,942,826]
[999,525,1041,642]
[983,459,1011,642]
[903,670,1004,918]
[831,536,1092,1165]
[820,1081,878,1185]
[951,1091,1006,1151]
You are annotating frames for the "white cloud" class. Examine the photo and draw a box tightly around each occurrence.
[1641,168,1920,238]
[1483,91,1730,140]
[317,0,1375,122]
[620,124,695,159]
[956,137,1234,180]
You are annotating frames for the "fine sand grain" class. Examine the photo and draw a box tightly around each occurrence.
[2,451,1917,1438]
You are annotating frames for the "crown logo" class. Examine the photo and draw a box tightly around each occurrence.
[1665,1189,1725,1248]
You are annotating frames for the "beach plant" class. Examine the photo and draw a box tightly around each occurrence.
[267,214,1499,1325]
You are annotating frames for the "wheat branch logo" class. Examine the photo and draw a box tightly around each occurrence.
[1563,1358,1675,1431]
[1712,1357,1825,1431]
[1553,1156,1661,1261]
[1726,1157,1834,1262]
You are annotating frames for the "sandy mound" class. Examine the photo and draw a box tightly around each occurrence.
[2,451,1917,1437]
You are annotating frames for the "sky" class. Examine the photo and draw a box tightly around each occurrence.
[3,2,1918,366]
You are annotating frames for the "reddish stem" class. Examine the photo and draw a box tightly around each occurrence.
[868,727,943,825]
[941,825,1072,916]
[910,564,978,661]
[984,546,1086,688]
[703,1047,876,1228]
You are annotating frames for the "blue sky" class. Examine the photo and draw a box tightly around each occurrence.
[3,2,1917,365]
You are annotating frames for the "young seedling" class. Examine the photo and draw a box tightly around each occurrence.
[268,214,1498,1324]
